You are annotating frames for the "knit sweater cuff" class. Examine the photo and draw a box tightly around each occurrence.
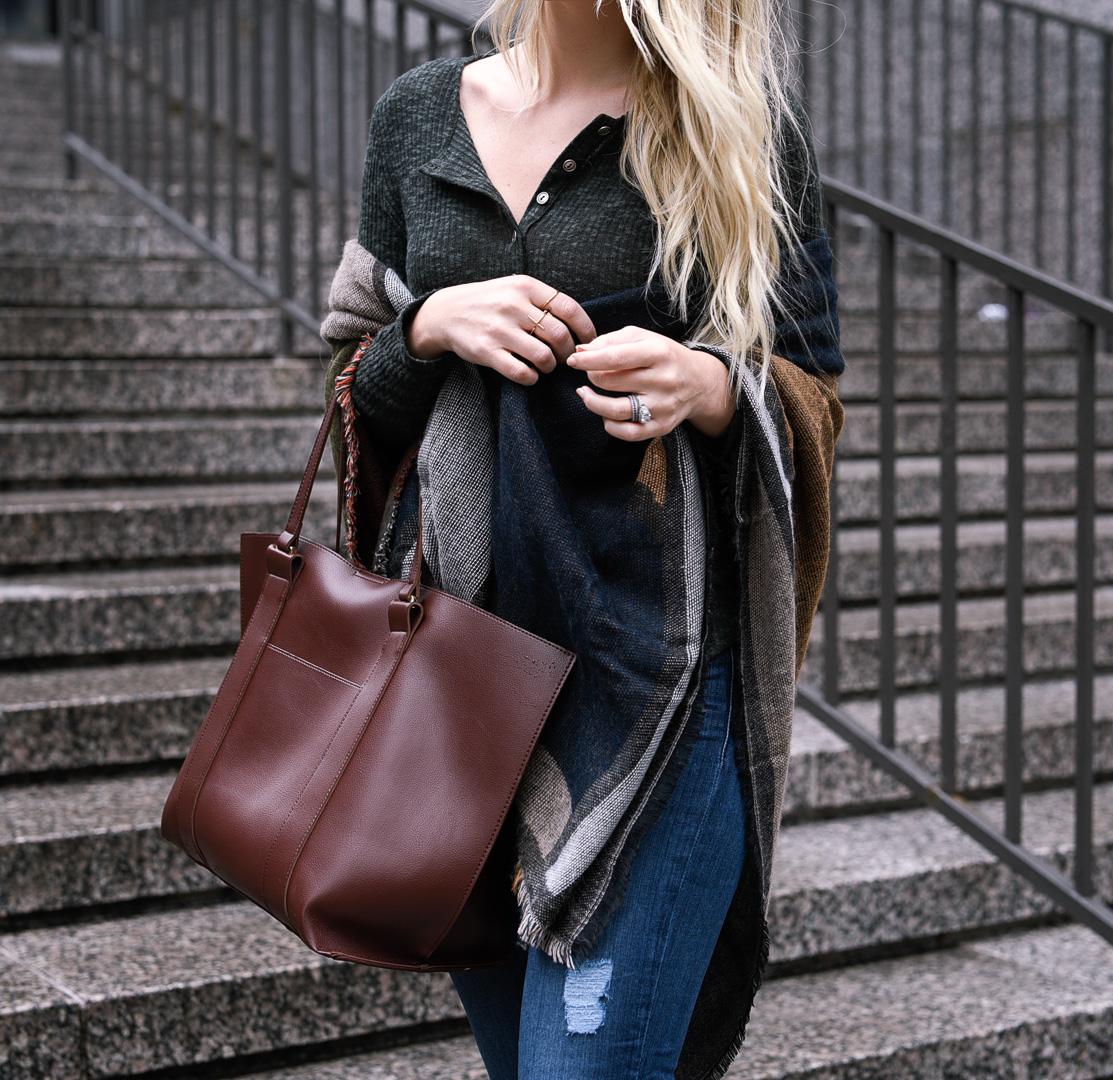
[350,288,455,449]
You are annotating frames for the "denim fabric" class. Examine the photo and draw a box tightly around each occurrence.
[451,645,747,1080]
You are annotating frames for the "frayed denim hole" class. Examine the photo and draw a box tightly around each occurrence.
[563,959,613,1034]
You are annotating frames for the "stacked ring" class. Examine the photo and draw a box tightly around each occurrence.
[628,394,652,424]
[527,288,561,337]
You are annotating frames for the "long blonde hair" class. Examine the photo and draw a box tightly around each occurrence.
[470,0,811,397]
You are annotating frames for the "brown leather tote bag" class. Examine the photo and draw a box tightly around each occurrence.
[161,394,576,971]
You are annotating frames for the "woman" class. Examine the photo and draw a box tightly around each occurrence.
[322,0,843,1076]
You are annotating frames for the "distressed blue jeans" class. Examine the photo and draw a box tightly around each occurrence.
[451,645,747,1080]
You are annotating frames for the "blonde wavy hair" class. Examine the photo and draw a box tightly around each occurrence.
[470,0,811,397]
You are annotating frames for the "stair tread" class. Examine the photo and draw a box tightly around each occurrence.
[0,479,322,511]
[0,563,237,598]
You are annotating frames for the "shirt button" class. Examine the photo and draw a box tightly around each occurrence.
[562,159,577,172]
[536,191,549,204]
[597,125,611,136]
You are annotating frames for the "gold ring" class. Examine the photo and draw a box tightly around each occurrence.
[527,309,550,336]
[541,287,559,310]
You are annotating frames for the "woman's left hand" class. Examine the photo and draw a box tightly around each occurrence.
[567,326,736,440]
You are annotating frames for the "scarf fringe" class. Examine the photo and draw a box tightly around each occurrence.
[333,333,374,569]
[515,906,578,969]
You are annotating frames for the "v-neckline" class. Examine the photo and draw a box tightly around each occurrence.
[452,53,626,229]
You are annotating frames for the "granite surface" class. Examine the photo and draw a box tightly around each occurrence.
[0,212,196,260]
[0,564,240,661]
[0,358,322,416]
[0,414,319,483]
[833,452,1113,526]
[0,949,83,1080]
[2,482,334,568]
[0,902,464,1078]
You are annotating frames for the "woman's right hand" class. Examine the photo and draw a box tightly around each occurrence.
[404,275,597,385]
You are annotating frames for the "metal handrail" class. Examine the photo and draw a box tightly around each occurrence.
[816,178,1113,945]
[793,0,1113,303]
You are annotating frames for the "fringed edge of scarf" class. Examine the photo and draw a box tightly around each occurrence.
[513,652,709,970]
[334,332,375,569]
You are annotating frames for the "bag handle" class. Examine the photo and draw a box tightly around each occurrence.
[278,393,424,602]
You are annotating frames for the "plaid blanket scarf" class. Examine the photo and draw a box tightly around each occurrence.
[322,239,840,1077]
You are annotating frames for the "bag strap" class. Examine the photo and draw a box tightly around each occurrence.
[280,392,424,602]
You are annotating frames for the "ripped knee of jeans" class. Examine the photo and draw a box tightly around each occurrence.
[563,959,613,1035]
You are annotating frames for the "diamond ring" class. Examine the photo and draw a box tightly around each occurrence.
[628,394,652,424]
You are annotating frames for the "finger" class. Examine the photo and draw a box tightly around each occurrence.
[602,418,661,442]
[530,284,597,345]
[567,343,653,371]
[577,385,645,423]
[529,307,576,364]
[490,349,540,386]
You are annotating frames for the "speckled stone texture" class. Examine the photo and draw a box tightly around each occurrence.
[804,587,1113,694]
[2,482,335,568]
[0,358,323,416]
[768,783,1113,961]
[783,676,1113,815]
[0,307,281,358]
[833,452,1113,526]
[0,903,464,1078]
[0,213,198,260]
[0,565,240,661]
[0,414,321,482]
[0,770,218,915]
[0,950,83,1080]
[0,657,225,775]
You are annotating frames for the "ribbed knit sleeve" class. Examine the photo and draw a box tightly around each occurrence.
[348,84,454,451]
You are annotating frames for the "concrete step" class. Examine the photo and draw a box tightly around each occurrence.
[785,675,1113,816]
[1,482,335,568]
[252,924,1113,1080]
[0,657,230,776]
[0,902,462,1079]
[0,358,324,417]
[804,585,1113,694]
[835,451,1113,524]
[0,212,199,259]
[837,353,1113,403]
[0,257,263,308]
[0,178,123,217]
[836,516,1113,601]
[839,399,1113,457]
[8,353,324,411]
[0,414,322,483]
[0,565,239,663]
[0,307,284,359]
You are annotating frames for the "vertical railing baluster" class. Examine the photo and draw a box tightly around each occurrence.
[228,0,240,261]
[798,0,812,116]
[940,254,959,793]
[1002,6,1013,256]
[881,0,892,202]
[252,0,264,275]
[971,0,982,241]
[428,14,438,63]
[307,0,321,317]
[1004,284,1025,843]
[1067,25,1078,284]
[335,0,348,253]
[121,0,132,176]
[1102,35,1112,307]
[395,0,406,81]
[879,225,897,745]
[853,0,864,189]
[183,0,195,221]
[205,0,216,234]
[911,0,922,214]
[139,0,150,190]
[276,0,294,355]
[824,199,841,707]
[941,0,952,228]
[81,0,93,148]
[1034,16,1046,271]
[161,0,172,203]
[826,0,837,178]
[61,0,77,178]
[1075,318,1096,897]
[98,0,112,161]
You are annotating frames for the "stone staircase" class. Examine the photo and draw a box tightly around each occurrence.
[1,38,1112,1080]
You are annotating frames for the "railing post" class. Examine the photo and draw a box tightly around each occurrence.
[61,0,78,179]
[1102,35,1112,314]
[939,254,959,793]
[823,199,840,707]
[1004,285,1025,844]
[1075,318,1096,897]
[878,225,897,745]
[276,0,294,357]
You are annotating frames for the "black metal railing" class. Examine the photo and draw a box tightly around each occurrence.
[59,0,487,353]
[811,179,1113,945]
[793,0,1113,303]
